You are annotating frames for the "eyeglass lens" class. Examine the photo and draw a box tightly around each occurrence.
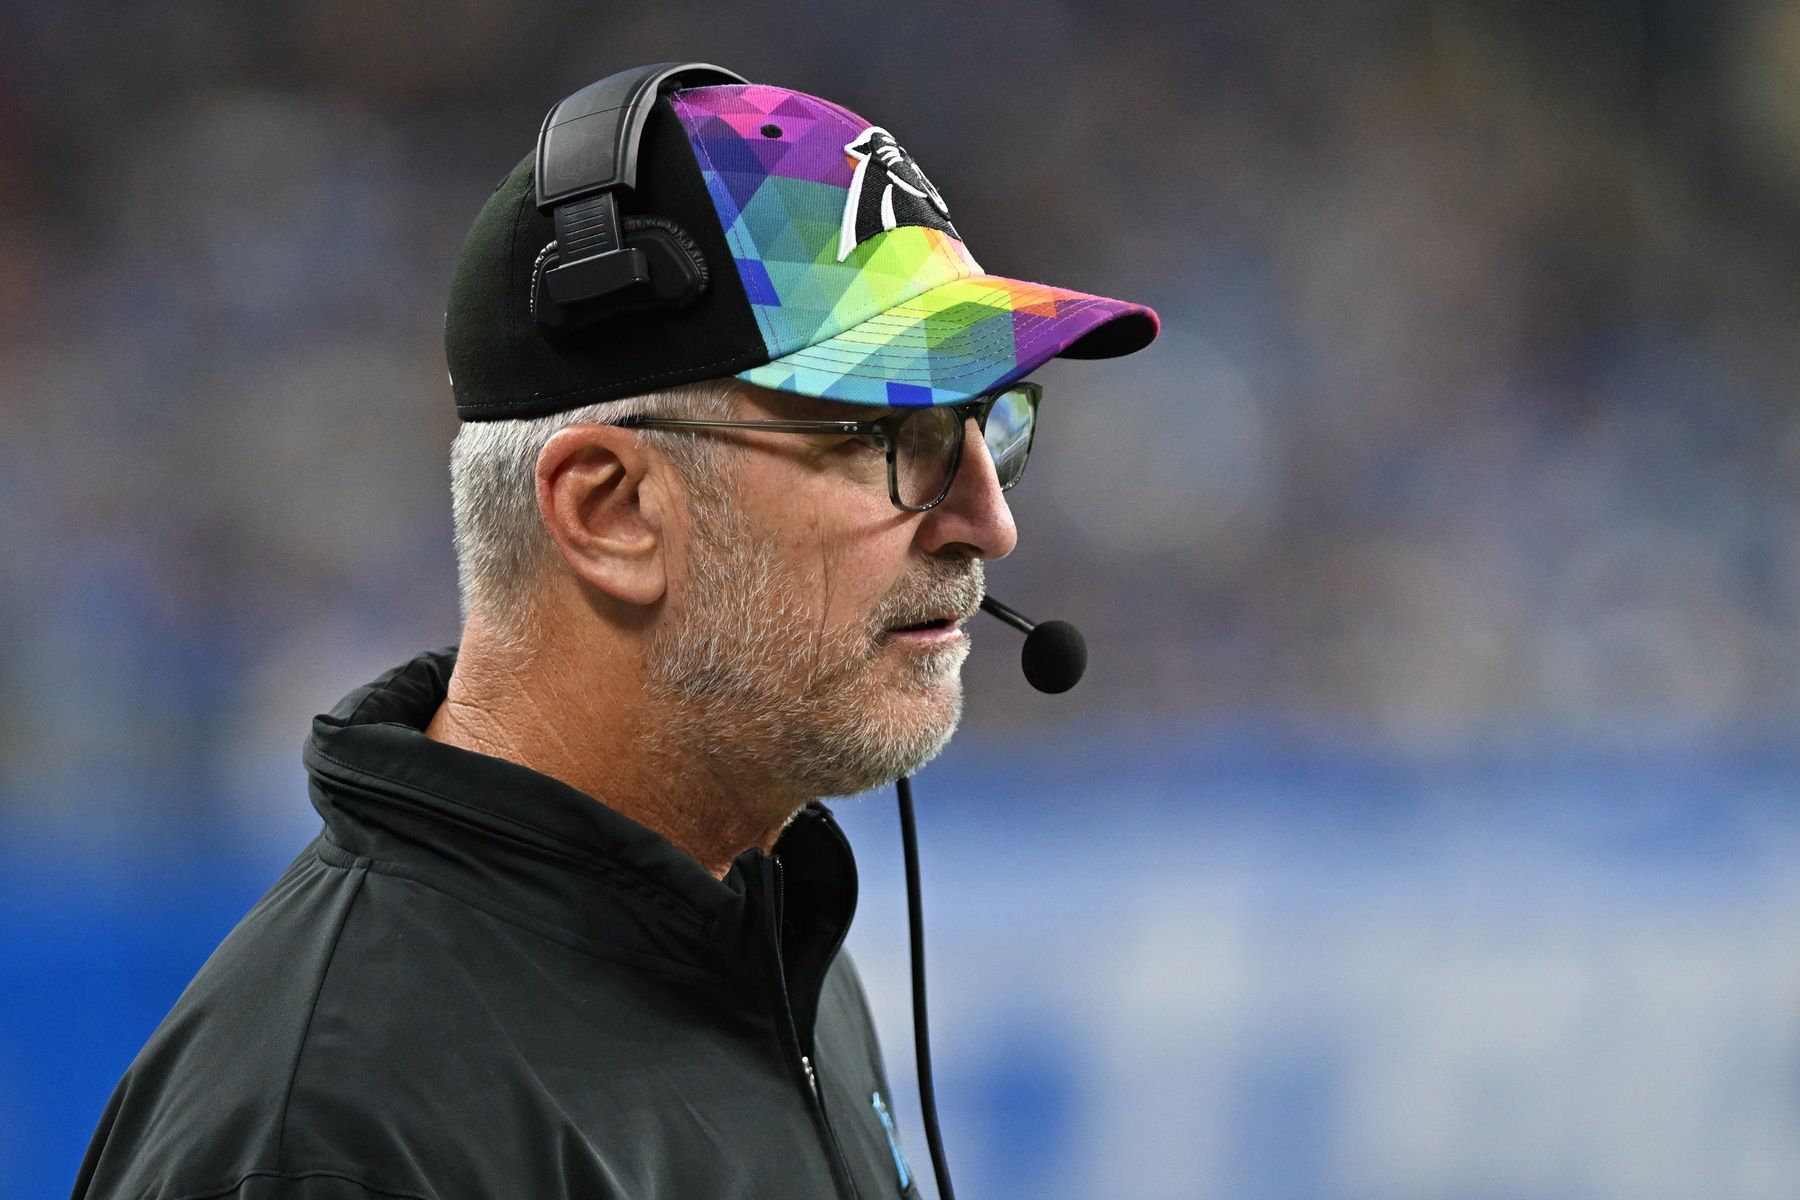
[892,386,1036,507]
[983,387,1034,490]
[894,405,961,508]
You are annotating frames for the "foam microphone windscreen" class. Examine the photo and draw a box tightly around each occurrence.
[1020,619,1087,693]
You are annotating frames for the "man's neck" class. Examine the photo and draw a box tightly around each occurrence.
[424,612,801,880]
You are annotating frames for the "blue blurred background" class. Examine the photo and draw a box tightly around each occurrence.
[4,2,1800,1198]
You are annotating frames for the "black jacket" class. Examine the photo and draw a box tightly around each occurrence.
[73,648,920,1200]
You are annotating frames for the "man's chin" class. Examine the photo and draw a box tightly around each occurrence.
[880,675,965,775]
[799,674,964,799]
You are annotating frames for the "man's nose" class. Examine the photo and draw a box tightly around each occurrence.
[915,417,1019,560]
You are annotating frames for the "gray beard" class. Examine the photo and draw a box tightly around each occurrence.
[642,484,979,801]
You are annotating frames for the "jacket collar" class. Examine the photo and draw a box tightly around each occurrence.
[302,646,859,991]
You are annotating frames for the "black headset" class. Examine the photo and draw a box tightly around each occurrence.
[531,62,747,332]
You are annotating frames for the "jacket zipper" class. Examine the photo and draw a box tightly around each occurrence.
[769,857,862,1200]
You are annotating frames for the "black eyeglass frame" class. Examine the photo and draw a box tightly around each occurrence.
[610,381,1041,512]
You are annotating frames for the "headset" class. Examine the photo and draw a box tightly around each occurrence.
[531,62,746,332]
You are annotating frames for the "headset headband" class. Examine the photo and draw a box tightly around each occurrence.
[532,62,748,325]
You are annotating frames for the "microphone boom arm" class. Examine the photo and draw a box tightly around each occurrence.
[977,594,1034,635]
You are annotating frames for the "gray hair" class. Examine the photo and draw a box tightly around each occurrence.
[448,378,741,637]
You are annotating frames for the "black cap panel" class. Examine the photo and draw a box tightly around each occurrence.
[445,97,768,421]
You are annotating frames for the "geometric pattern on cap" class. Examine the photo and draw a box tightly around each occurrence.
[672,86,981,364]
[672,84,1156,408]
[739,275,1149,406]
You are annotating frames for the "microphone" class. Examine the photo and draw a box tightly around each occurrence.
[978,595,1087,693]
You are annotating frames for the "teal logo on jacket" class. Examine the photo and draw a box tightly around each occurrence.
[870,1090,913,1192]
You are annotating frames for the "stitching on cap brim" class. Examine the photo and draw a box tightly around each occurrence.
[765,296,1137,382]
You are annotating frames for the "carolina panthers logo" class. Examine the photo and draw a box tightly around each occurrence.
[836,127,959,261]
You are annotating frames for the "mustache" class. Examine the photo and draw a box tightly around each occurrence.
[873,560,986,630]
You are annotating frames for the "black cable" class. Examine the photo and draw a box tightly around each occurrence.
[896,775,956,1200]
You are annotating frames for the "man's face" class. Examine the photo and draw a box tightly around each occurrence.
[643,384,1019,800]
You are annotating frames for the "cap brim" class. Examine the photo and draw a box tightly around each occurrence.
[736,275,1159,406]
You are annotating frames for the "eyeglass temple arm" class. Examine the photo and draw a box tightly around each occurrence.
[614,416,873,435]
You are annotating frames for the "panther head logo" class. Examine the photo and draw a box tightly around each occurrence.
[836,127,960,262]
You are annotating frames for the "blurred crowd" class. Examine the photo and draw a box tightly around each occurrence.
[5,0,1800,831]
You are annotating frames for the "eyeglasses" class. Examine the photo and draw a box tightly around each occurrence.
[611,381,1040,512]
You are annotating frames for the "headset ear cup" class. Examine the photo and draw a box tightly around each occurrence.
[529,218,710,335]
[623,216,708,305]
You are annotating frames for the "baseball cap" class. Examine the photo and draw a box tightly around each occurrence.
[445,80,1159,421]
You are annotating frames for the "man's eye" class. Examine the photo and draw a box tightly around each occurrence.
[832,434,887,481]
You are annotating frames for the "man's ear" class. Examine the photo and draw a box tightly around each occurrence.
[535,424,668,609]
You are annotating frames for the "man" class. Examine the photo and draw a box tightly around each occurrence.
[73,65,1157,1200]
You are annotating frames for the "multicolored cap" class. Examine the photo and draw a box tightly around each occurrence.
[445,81,1158,420]
[674,84,1156,406]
